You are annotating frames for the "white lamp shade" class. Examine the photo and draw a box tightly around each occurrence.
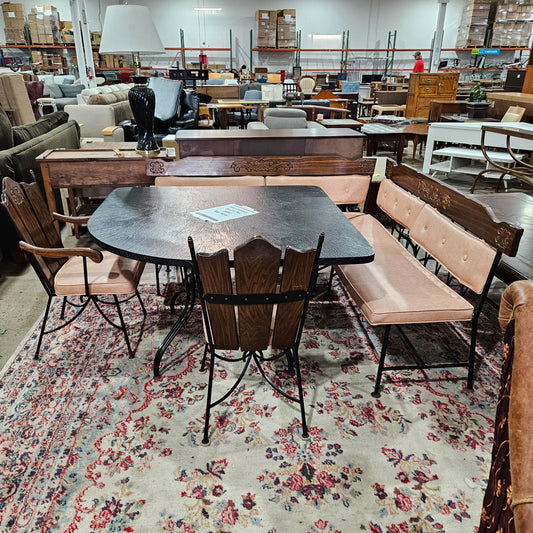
[99,5,165,55]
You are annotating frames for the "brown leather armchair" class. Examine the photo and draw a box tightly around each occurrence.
[480,280,533,532]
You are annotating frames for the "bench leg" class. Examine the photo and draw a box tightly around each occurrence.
[467,317,479,389]
[372,324,391,398]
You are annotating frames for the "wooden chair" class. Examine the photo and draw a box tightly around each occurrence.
[501,105,526,122]
[1,177,146,359]
[189,233,324,445]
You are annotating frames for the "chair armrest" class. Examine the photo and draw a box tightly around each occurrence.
[19,241,103,263]
[52,212,91,225]
[102,125,120,135]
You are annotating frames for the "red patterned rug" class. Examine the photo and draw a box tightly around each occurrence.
[0,280,503,532]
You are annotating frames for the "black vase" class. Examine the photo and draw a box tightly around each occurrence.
[128,83,160,156]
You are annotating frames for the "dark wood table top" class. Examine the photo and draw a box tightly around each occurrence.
[317,118,363,129]
[174,128,365,140]
[473,192,533,283]
[88,185,375,268]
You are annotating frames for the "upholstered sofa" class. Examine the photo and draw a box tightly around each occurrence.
[479,280,533,532]
[0,106,80,259]
[65,87,133,143]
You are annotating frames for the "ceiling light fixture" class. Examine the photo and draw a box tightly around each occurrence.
[193,7,221,13]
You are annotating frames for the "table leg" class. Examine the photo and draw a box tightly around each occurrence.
[40,162,60,231]
[396,134,405,164]
[153,270,197,377]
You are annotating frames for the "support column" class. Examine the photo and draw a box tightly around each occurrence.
[70,0,96,88]
[430,0,449,73]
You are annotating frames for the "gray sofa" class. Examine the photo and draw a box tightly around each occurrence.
[0,106,80,260]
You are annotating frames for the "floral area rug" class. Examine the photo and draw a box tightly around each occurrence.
[0,278,503,532]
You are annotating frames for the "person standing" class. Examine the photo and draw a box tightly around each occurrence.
[413,52,424,73]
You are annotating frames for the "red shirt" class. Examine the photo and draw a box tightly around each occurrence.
[413,59,424,73]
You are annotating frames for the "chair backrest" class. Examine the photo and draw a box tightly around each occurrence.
[375,90,408,106]
[224,79,239,85]
[206,78,223,85]
[244,89,263,101]
[190,234,323,351]
[501,105,526,122]
[342,81,360,93]
[148,77,183,121]
[297,76,316,94]
[1,177,65,293]
[263,107,307,129]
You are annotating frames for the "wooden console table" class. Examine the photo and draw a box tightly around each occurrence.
[37,144,174,220]
[164,128,365,160]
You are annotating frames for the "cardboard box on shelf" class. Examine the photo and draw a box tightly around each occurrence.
[4,27,26,43]
[90,32,101,45]
[61,31,73,44]
[255,10,277,24]
[2,3,24,13]
[4,16,26,29]
[59,20,72,30]
[256,36,276,48]
[277,8,296,23]
[277,38,297,48]
[31,50,43,62]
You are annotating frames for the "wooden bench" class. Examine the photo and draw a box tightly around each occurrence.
[334,164,523,396]
[147,155,390,209]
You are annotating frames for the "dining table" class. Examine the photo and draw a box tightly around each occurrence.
[88,185,375,377]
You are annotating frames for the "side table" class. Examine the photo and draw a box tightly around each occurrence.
[37,144,175,225]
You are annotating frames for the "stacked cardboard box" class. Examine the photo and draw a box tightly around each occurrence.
[455,0,492,47]
[90,32,101,45]
[99,54,126,69]
[256,10,277,48]
[276,9,296,48]
[60,21,73,44]
[28,4,60,44]
[2,3,27,44]
[492,0,533,46]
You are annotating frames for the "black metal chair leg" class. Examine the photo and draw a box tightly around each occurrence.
[136,290,147,316]
[293,347,309,439]
[155,264,161,296]
[200,343,209,373]
[113,295,134,358]
[35,295,52,360]
[202,348,216,446]
[60,296,67,319]
[372,325,391,398]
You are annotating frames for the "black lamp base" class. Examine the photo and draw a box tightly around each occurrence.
[128,83,160,157]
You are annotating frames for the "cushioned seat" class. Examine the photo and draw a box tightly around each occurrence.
[336,213,474,325]
[55,250,145,296]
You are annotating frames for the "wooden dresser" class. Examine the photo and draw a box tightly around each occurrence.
[405,72,459,118]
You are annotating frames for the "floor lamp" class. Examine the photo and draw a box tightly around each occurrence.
[99,5,165,156]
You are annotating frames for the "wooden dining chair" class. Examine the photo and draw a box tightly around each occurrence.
[1,177,146,359]
[189,233,324,445]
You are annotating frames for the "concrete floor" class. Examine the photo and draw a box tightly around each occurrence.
[0,142,530,371]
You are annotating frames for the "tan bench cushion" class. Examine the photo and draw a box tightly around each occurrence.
[154,176,265,187]
[266,174,371,205]
[377,178,426,230]
[335,213,473,325]
[55,251,145,296]
[410,205,497,295]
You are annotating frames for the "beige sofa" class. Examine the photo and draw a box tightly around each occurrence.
[65,85,133,143]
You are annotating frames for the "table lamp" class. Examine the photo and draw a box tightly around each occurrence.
[99,5,165,156]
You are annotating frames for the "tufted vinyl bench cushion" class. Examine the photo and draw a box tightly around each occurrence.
[266,174,371,205]
[335,212,474,326]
